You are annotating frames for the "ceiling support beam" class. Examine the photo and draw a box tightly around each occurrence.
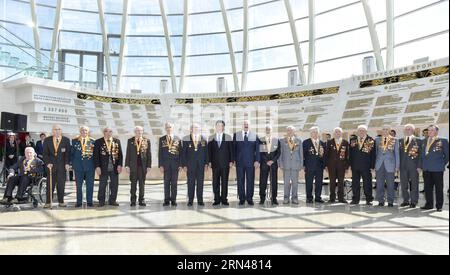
[159,0,177,94]
[97,0,113,91]
[362,0,385,71]
[48,0,62,79]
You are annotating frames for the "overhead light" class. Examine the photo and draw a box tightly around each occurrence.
[26,21,35,28]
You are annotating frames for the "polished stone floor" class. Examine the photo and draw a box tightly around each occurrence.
[0,177,448,255]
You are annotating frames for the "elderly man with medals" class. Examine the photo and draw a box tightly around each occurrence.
[1,147,44,204]
[125,126,152,207]
[159,122,183,207]
[71,126,96,208]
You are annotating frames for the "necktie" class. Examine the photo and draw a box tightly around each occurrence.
[217,134,222,147]
[406,137,410,145]
[244,132,248,142]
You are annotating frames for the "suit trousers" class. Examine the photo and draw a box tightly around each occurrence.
[400,167,419,205]
[328,165,346,201]
[98,171,119,204]
[187,162,205,203]
[305,169,323,201]
[74,169,95,205]
[351,168,373,203]
[163,162,179,203]
[423,171,444,209]
[260,163,278,201]
[236,165,255,203]
[212,166,229,203]
[376,163,396,204]
[130,168,146,203]
[283,169,299,200]
[46,167,66,204]
[4,175,31,199]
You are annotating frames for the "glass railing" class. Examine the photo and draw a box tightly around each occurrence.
[0,24,115,92]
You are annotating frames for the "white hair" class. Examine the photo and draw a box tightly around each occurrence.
[103,126,113,132]
[165,122,174,128]
[134,126,144,131]
[266,125,273,131]
[334,127,343,133]
[404,124,416,131]
[310,126,320,133]
[24,147,36,156]
[79,125,90,132]
[287,126,296,131]
[357,125,368,131]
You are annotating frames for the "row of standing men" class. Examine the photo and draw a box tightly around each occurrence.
[1,121,448,211]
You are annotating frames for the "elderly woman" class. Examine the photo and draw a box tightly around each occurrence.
[1,147,44,204]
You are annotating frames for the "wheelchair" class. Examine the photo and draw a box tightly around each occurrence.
[1,173,47,211]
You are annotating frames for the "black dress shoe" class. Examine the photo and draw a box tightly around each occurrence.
[366,201,373,206]
[163,202,170,207]
[248,201,254,206]
[306,199,314,204]
[171,202,177,207]
[259,200,265,205]
[222,201,229,206]
[378,202,385,207]
[350,201,359,205]
[437,208,443,212]
[315,199,325,204]
[388,203,394,208]
[421,206,433,210]
[328,199,336,204]
[410,204,416,208]
[139,202,147,207]
[272,200,279,205]
[187,202,194,207]
[198,202,205,206]
[109,202,119,207]
[87,203,94,208]
[339,200,348,204]
[130,202,136,207]
[75,204,82,208]
[98,202,105,207]
[213,202,221,206]
[400,202,410,207]
[239,201,246,206]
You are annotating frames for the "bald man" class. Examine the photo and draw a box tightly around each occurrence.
[42,124,71,208]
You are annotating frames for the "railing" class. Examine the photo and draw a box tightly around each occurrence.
[0,24,114,91]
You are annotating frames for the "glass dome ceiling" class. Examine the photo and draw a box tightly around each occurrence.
[0,0,448,94]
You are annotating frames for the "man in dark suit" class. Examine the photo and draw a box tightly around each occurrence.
[324,127,349,204]
[125,126,152,207]
[42,124,71,208]
[70,126,96,208]
[94,127,123,207]
[208,120,234,206]
[259,125,281,205]
[159,122,182,207]
[19,134,35,157]
[421,124,449,212]
[182,123,209,207]
[0,147,44,204]
[303,126,326,204]
[399,124,422,208]
[349,125,376,205]
[234,120,260,206]
[5,134,18,170]
[35,133,46,160]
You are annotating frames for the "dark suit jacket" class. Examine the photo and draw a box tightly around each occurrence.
[125,137,152,173]
[35,140,45,158]
[9,156,44,177]
[93,138,123,174]
[208,133,234,170]
[324,139,350,170]
[421,137,449,172]
[182,135,208,168]
[349,136,376,171]
[5,141,19,167]
[71,137,96,172]
[158,135,182,168]
[259,137,281,165]
[399,137,422,170]
[42,136,71,171]
[233,131,260,167]
[303,138,326,172]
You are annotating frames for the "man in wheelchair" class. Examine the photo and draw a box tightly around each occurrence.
[0,147,44,205]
